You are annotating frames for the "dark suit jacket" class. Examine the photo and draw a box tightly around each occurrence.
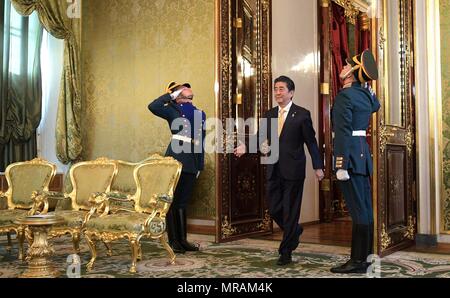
[261,103,324,180]
[148,94,206,174]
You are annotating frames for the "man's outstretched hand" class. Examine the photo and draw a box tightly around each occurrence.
[234,143,246,158]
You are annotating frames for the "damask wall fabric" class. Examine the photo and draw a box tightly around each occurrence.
[82,0,216,219]
[441,0,450,231]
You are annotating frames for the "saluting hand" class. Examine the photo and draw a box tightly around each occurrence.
[170,87,186,100]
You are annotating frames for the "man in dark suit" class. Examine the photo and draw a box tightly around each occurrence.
[148,81,206,254]
[330,50,380,274]
[235,76,324,265]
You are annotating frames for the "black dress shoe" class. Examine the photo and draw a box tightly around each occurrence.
[330,259,369,274]
[180,240,200,251]
[176,208,200,252]
[277,253,292,266]
[169,241,186,254]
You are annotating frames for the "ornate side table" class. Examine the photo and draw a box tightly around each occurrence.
[15,215,65,278]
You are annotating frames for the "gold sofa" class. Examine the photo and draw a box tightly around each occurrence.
[0,158,56,260]
[39,158,118,254]
[84,157,182,273]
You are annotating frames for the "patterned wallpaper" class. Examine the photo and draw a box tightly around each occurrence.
[81,0,216,219]
[441,0,450,231]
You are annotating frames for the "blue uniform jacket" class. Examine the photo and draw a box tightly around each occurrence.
[148,93,206,174]
[332,82,380,176]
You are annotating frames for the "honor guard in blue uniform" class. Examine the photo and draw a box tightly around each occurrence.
[331,50,381,273]
[148,81,206,253]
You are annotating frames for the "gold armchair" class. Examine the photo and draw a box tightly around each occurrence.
[106,154,165,213]
[0,158,56,260]
[39,158,117,254]
[84,157,182,273]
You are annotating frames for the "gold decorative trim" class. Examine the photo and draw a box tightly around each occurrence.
[84,229,174,273]
[256,210,271,231]
[379,118,388,153]
[359,12,370,31]
[320,83,330,95]
[321,178,331,192]
[381,223,392,251]
[321,0,330,8]
[379,26,386,50]
[403,215,416,240]
[405,125,414,156]
[221,216,237,238]
[4,158,56,210]
[332,0,360,24]
[261,0,270,11]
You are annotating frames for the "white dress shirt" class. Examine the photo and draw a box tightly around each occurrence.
[278,100,293,121]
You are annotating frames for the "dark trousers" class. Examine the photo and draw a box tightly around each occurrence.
[337,174,373,225]
[267,164,305,255]
[172,172,197,209]
[338,173,374,261]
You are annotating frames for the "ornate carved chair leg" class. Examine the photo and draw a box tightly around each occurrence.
[137,243,142,261]
[129,237,139,273]
[103,241,113,257]
[160,235,176,265]
[85,233,97,272]
[17,227,26,261]
[72,231,81,254]
[6,232,12,253]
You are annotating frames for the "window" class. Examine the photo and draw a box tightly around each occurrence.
[5,0,40,76]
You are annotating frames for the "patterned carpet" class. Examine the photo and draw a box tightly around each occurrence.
[1,234,450,278]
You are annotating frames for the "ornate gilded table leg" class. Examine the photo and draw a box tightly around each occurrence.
[15,216,65,278]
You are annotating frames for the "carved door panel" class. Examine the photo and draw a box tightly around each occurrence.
[216,0,272,242]
[376,0,416,256]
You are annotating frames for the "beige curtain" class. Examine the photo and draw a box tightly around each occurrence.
[11,0,82,164]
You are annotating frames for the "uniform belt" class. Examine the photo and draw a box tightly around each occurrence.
[352,130,366,137]
[172,135,199,146]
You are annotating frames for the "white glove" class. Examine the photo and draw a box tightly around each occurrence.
[170,89,184,100]
[196,171,201,179]
[336,169,350,181]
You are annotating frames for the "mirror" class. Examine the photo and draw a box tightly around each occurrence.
[384,0,407,127]
[233,0,260,135]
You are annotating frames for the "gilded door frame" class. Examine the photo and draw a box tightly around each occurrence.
[375,0,417,256]
[215,0,272,242]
